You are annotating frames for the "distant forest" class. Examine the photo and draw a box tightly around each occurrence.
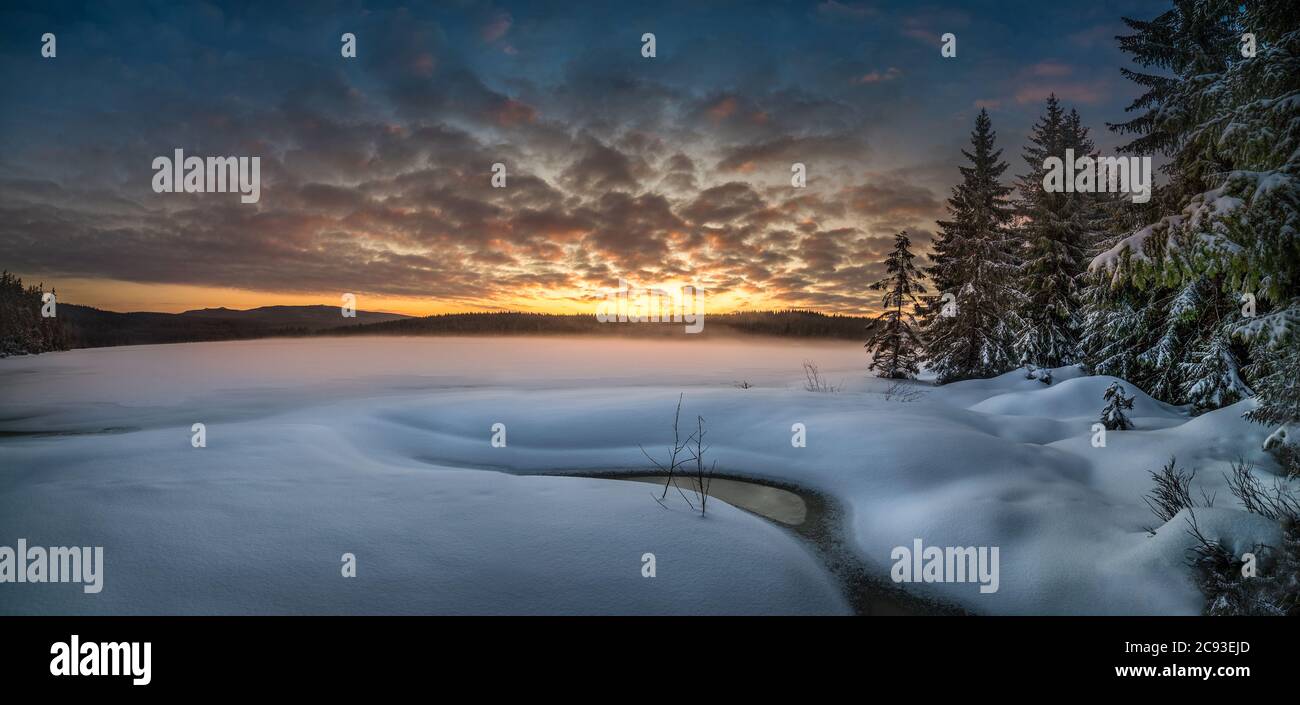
[328,310,868,340]
[0,287,871,355]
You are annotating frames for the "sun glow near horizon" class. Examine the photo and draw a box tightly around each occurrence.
[31,275,816,317]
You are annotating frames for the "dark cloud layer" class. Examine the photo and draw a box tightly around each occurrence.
[1,0,1165,313]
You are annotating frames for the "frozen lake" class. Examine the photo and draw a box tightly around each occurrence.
[0,335,1280,615]
[0,336,860,615]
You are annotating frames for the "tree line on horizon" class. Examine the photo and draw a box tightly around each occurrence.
[326,309,871,339]
[0,300,877,352]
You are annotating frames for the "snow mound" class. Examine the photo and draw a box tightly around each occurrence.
[928,365,1087,407]
[969,374,1184,421]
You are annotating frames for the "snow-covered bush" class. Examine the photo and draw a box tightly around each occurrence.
[1187,460,1300,616]
[1187,516,1298,616]
[1263,424,1300,480]
[1272,444,1300,480]
[1100,381,1135,430]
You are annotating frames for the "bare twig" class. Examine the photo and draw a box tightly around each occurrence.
[1143,456,1197,529]
[802,360,840,393]
[1225,457,1300,522]
[642,396,715,516]
[687,415,716,515]
[883,379,926,402]
[637,394,690,500]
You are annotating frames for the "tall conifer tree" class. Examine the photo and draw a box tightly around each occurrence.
[1013,96,1095,368]
[865,231,927,379]
[1084,0,1298,442]
[923,109,1022,383]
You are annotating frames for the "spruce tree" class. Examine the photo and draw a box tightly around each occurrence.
[1079,182,1170,386]
[1101,381,1136,431]
[1181,325,1252,411]
[923,109,1022,383]
[1013,96,1096,369]
[865,231,927,379]
[1084,1,1299,446]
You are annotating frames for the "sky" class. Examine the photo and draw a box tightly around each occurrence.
[0,0,1169,315]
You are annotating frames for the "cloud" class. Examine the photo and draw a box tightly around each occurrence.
[1014,80,1108,105]
[562,136,645,194]
[481,11,512,43]
[0,0,1155,314]
[681,182,766,225]
[493,99,537,127]
[715,134,869,172]
[1026,60,1073,78]
[842,180,941,220]
[855,67,900,84]
[816,1,876,20]
[1067,23,1118,48]
[707,96,738,122]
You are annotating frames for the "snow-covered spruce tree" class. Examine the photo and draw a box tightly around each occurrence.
[1138,278,1235,404]
[1180,321,1253,411]
[1082,195,1243,405]
[1013,97,1098,368]
[1070,110,1127,261]
[922,109,1023,383]
[1086,1,1299,439]
[1080,280,1159,386]
[865,231,927,379]
[1100,381,1136,430]
[1253,330,1300,476]
[1079,193,1171,384]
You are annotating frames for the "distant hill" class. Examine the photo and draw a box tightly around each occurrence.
[58,304,408,349]
[22,304,868,351]
[326,310,870,340]
[180,305,408,330]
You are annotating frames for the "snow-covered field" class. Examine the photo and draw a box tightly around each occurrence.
[0,336,1282,614]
